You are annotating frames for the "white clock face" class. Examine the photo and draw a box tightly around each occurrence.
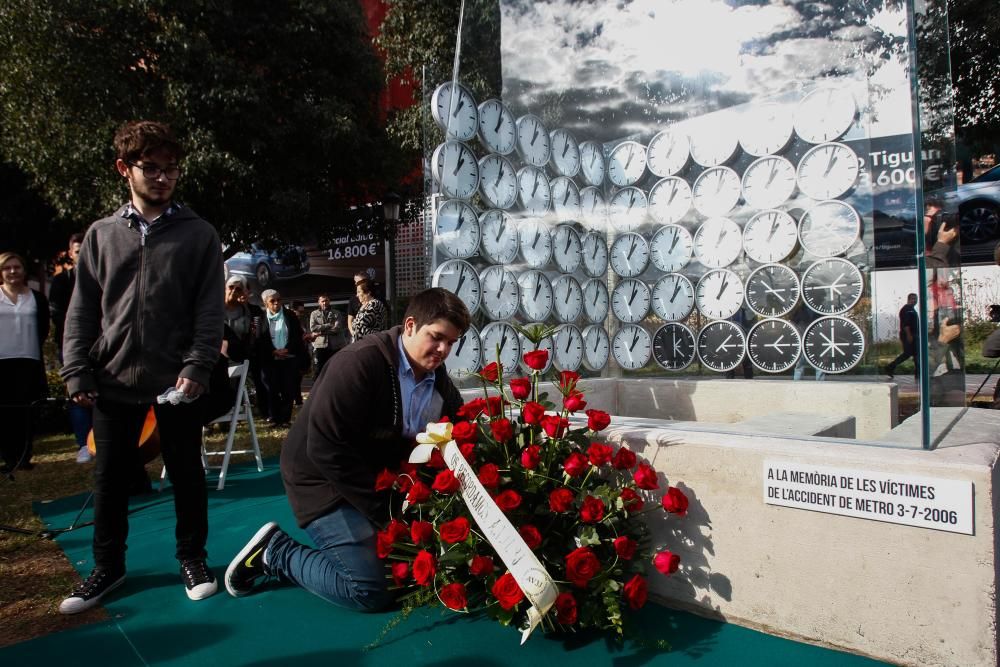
[747,318,801,373]
[696,268,744,320]
[516,166,551,217]
[553,324,584,372]
[479,210,518,265]
[607,140,648,187]
[519,329,555,374]
[517,270,554,322]
[741,156,797,210]
[794,87,858,144]
[478,154,518,210]
[549,129,581,177]
[431,141,480,200]
[689,115,740,167]
[582,231,609,278]
[648,177,693,225]
[480,321,522,372]
[739,103,794,156]
[550,177,582,221]
[696,320,747,373]
[652,273,695,322]
[582,324,610,370]
[649,224,694,273]
[798,200,861,258]
[580,187,608,227]
[515,114,551,167]
[435,199,481,259]
[477,98,516,155]
[518,219,553,268]
[609,232,650,278]
[802,315,865,374]
[609,186,648,232]
[431,81,478,142]
[742,210,798,264]
[647,128,690,177]
[694,217,743,269]
[447,324,482,377]
[692,166,742,217]
[796,142,860,200]
[652,322,697,371]
[479,265,520,320]
[611,278,650,323]
[552,274,584,323]
[552,224,583,274]
[582,278,610,323]
[579,141,606,187]
[800,257,864,315]
[432,259,481,314]
[744,263,800,318]
[612,324,652,370]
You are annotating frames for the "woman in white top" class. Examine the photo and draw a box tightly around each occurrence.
[0,252,49,474]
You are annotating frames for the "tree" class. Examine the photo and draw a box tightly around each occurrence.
[947,0,1000,158]
[0,0,400,250]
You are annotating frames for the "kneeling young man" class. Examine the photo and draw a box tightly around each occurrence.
[225,287,469,609]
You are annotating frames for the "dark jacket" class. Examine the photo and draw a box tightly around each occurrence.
[61,204,224,403]
[255,306,309,372]
[48,268,73,360]
[280,325,463,528]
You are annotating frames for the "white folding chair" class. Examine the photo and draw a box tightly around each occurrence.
[202,359,264,490]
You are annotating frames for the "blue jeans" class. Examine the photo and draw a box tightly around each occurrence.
[68,403,93,449]
[265,504,393,611]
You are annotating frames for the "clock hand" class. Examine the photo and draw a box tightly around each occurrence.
[533,279,541,300]
[494,112,503,134]
[766,216,779,242]
[764,335,786,352]
[531,230,541,250]
[452,154,465,176]
[715,334,733,353]
[451,98,465,117]
[591,240,599,259]
[589,151,597,168]
[563,233,572,254]
[715,277,729,300]
[717,227,728,245]
[456,335,467,356]
[562,188,571,206]
[565,333,573,352]
[629,331,640,352]
[455,212,466,231]
[668,230,680,253]
[824,148,839,176]
[715,171,725,194]
[593,334,600,352]
[626,190,636,213]
[628,284,638,306]
[456,269,466,294]
[765,160,778,187]
[531,124,539,146]
[592,287,600,306]
[561,139,570,158]
[563,286,571,303]
[626,238,637,260]
[624,146,634,170]
[499,332,508,352]
[495,218,506,243]
[763,282,786,303]
[494,165,504,188]
[496,275,504,300]
[530,173,539,198]
[670,282,682,302]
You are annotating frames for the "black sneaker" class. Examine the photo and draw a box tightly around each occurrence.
[59,567,126,614]
[225,521,280,597]
[180,559,218,600]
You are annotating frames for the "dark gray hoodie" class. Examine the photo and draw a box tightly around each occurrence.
[61,204,224,403]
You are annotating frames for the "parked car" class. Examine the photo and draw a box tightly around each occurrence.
[939,165,1000,243]
[225,242,310,287]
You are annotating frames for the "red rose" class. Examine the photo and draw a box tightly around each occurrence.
[396,463,417,493]
[654,549,681,575]
[439,517,471,544]
[520,444,541,470]
[439,582,468,610]
[451,420,478,444]
[432,469,460,495]
[518,524,542,549]
[494,489,522,512]
[391,561,409,586]
[509,377,531,400]
[587,442,613,466]
[613,535,637,560]
[412,550,437,587]
[585,408,611,432]
[555,592,578,625]
[540,414,569,438]
[385,519,408,543]
[480,361,502,383]
[410,520,433,545]
[376,531,394,558]
[633,462,659,490]
[491,418,514,443]
[558,370,581,393]
[522,402,545,425]
[613,446,637,470]
[623,574,648,610]
[458,441,476,463]
[563,392,587,412]
[427,448,447,469]
[375,468,396,491]
[485,396,504,417]
[548,487,575,513]
[491,572,525,610]
[579,495,605,523]
[407,480,431,504]
[523,349,549,371]
[478,462,500,489]
[564,547,601,588]
[619,487,643,513]
[562,452,590,478]
[661,486,689,516]
[456,397,487,419]
[469,555,495,577]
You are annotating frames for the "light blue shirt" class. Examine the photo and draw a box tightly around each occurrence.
[397,335,440,439]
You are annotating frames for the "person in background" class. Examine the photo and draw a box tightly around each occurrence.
[346,270,370,335]
[885,293,919,379]
[0,251,49,475]
[224,276,267,419]
[256,289,308,427]
[310,293,347,376]
[290,300,313,406]
[350,278,388,342]
[981,244,1000,406]
[724,306,755,380]
[792,307,825,381]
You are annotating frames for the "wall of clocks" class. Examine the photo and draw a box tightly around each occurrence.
[427,78,875,379]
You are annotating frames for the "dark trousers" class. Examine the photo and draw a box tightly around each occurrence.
[313,346,342,377]
[0,357,45,469]
[249,357,270,419]
[262,358,300,424]
[91,398,208,571]
[888,344,920,377]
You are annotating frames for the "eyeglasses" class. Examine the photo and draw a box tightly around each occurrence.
[127,161,182,181]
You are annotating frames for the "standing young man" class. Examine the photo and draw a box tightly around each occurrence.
[225,288,469,610]
[59,121,224,613]
[309,293,347,375]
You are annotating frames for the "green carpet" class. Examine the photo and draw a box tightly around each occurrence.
[4,462,887,667]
